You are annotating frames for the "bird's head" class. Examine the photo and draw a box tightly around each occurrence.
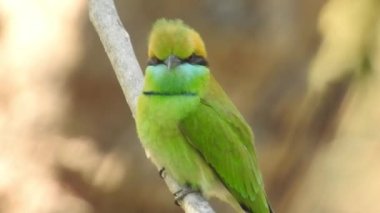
[143,19,210,96]
[148,19,207,69]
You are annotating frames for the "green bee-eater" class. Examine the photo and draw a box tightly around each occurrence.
[136,19,272,213]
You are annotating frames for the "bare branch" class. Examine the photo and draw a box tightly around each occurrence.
[88,0,215,212]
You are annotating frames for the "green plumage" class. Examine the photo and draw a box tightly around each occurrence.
[136,19,271,213]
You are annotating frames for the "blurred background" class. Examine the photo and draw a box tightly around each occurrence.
[0,0,380,212]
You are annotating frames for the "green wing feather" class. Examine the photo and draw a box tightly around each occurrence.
[180,76,270,213]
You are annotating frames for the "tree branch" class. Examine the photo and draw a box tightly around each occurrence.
[88,0,215,212]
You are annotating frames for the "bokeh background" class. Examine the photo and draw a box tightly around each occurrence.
[1,0,380,212]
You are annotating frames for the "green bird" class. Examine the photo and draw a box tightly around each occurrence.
[136,19,272,213]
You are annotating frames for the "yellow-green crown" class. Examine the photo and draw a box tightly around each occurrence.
[148,19,207,60]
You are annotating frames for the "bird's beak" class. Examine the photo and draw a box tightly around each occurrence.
[164,55,181,70]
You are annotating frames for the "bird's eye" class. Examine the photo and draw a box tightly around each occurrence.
[186,54,208,66]
[147,57,164,66]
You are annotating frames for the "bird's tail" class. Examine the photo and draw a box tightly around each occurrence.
[240,192,273,213]
[268,202,274,213]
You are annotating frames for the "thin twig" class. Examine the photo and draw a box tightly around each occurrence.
[88,0,215,212]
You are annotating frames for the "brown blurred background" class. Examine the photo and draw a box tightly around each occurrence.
[1,0,380,212]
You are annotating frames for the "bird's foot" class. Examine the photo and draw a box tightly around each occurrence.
[174,186,198,206]
[158,169,198,206]
[159,167,166,178]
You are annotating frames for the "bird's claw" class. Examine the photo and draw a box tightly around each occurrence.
[159,167,166,178]
[174,187,197,206]
[158,169,197,206]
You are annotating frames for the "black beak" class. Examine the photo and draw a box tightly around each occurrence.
[165,55,181,70]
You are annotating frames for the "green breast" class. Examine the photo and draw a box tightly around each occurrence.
[136,94,215,187]
[137,94,199,125]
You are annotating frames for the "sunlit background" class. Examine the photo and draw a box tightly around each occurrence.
[0,0,380,212]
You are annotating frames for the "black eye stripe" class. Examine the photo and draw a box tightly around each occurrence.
[185,54,208,66]
[147,54,208,66]
[147,57,164,66]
